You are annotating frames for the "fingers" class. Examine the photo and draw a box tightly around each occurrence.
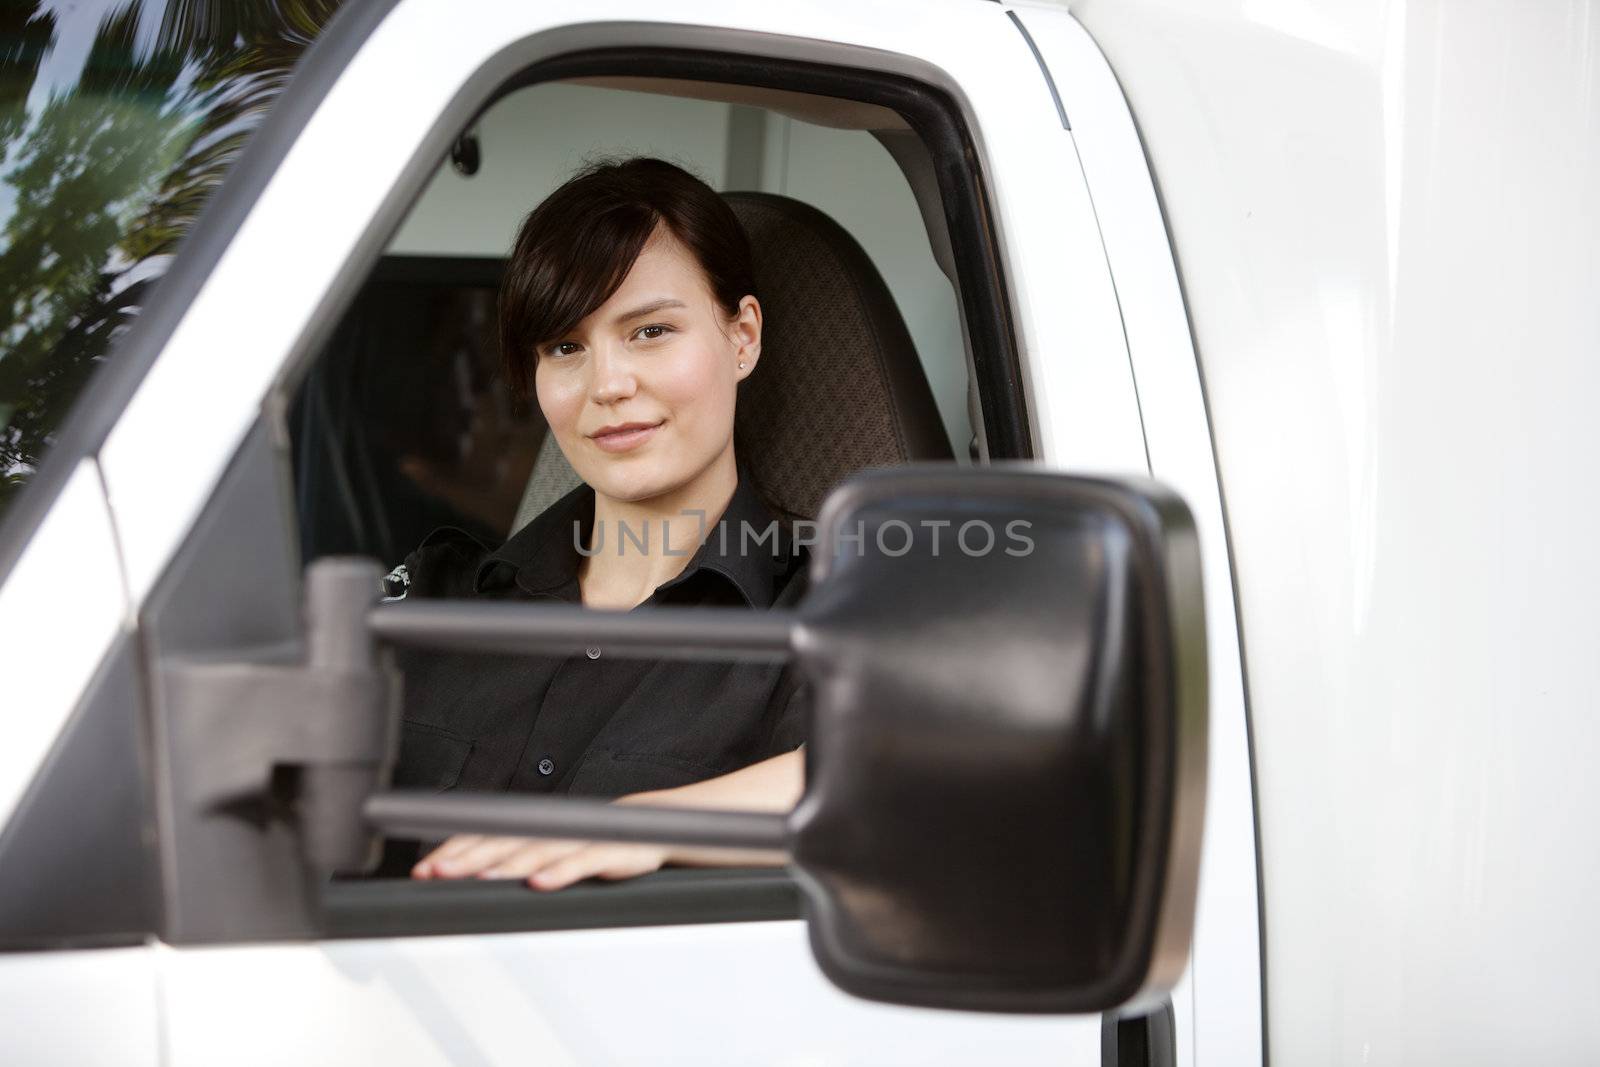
[479,839,588,880]
[527,843,667,891]
[412,834,484,879]
[410,836,667,889]
[413,835,578,880]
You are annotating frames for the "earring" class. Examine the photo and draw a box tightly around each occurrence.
[738,361,747,370]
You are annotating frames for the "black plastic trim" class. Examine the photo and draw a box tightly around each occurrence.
[371,599,794,661]
[0,0,405,589]
[791,467,1205,1013]
[1102,1000,1177,1067]
[323,867,799,939]
[367,789,789,850]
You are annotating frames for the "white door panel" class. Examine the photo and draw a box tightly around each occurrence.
[163,922,1099,1066]
[0,947,158,1067]
[1060,2,1600,1062]
[0,459,128,830]
[1013,7,1265,1065]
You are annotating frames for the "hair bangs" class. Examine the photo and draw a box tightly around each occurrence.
[499,201,657,404]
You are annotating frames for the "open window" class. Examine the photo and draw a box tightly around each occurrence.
[289,57,1032,938]
[292,72,1013,568]
[135,43,1033,945]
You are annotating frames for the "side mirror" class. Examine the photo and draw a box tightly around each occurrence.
[788,467,1206,1013]
[367,467,1207,1014]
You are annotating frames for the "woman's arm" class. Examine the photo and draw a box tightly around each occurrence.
[411,749,803,888]
[626,745,803,812]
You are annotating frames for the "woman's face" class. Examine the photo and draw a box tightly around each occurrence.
[533,226,760,504]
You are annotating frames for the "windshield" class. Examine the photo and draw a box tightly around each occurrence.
[0,0,342,521]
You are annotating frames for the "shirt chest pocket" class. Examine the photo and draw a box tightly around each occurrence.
[393,720,475,792]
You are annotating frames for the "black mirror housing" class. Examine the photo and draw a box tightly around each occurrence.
[788,466,1207,1013]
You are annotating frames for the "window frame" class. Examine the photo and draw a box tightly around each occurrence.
[270,46,1033,462]
[93,23,1045,950]
[498,48,1031,461]
[301,44,1034,943]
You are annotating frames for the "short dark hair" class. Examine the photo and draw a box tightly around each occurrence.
[498,156,757,404]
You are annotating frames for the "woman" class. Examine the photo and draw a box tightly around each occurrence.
[382,157,806,889]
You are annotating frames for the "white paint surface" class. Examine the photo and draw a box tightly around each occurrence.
[1059,0,1600,1061]
[0,946,158,1066]
[1014,8,1265,1065]
[163,922,1100,1066]
[0,459,127,830]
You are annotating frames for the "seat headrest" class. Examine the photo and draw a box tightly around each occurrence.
[725,191,951,520]
[511,191,951,533]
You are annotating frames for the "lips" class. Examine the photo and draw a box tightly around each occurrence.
[588,420,664,454]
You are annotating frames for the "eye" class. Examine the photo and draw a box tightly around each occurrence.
[635,324,674,341]
[544,340,582,358]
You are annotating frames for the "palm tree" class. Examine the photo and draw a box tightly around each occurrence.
[0,0,341,514]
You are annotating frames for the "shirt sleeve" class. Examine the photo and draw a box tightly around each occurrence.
[769,674,811,754]
[382,526,495,600]
[765,547,812,753]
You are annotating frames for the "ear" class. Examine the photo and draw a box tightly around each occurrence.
[732,295,762,380]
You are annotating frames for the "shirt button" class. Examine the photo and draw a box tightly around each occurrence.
[537,758,555,776]
[585,646,601,660]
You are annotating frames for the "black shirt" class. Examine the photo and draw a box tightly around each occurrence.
[384,475,809,824]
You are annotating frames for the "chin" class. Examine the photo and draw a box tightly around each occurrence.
[583,458,690,504]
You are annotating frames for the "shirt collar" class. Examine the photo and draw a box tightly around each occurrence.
[475,471,795,608]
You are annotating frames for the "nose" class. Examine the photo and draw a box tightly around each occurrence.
[588,342,638,405]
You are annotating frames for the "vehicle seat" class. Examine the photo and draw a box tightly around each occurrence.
[511,191,953,533]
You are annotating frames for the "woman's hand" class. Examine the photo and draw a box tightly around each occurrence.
[411,832,668,890]
[410,750,802,889]
[412,789,678,889]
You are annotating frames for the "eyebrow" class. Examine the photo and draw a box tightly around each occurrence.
[611,298,687,326]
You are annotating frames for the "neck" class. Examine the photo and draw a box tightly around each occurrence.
[581,447,739,609]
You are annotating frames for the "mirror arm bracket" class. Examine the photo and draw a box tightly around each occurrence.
[161,559,397,873]
[365,791,789,854]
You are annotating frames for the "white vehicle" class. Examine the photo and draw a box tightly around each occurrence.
[1,1,1592,1064]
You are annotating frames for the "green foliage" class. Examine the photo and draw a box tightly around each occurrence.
[0,0,342,516]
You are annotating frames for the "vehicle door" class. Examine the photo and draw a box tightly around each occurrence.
[0,2,1252,1064]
